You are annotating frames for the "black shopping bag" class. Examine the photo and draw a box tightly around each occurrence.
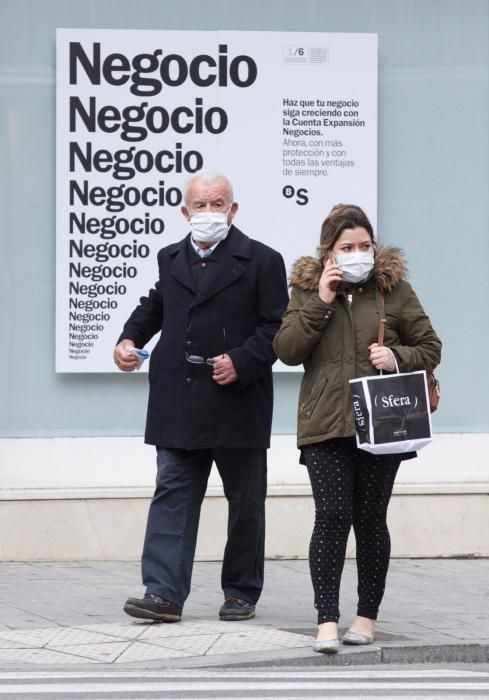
[349,370,432,454]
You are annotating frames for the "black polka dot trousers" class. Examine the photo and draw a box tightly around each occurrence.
[303,438,401,624]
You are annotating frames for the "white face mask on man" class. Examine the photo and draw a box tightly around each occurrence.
[190,210,231,244]
[335,251,375,284]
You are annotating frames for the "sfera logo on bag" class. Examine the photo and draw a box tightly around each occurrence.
[374,393,418,409]
[352,396,366,426]
[349,381,371,445]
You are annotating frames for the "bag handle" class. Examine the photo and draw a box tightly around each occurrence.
[376,291,398,373]
[377,291,439,411]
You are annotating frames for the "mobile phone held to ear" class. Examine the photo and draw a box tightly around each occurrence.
[327,252,339,291]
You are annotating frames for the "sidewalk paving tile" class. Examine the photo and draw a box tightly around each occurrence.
[205,629,311,655]
[47,641,131,663]
[141,634,219,655]
[75,623,147,640]
[0,629,61,647]
[138,621,248,639]
[0,648,102,664]
[115,642,194,663]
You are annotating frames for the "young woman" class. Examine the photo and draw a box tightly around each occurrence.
[273,204,441,653]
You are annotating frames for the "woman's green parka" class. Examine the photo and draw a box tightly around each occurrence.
[273,248,442,448]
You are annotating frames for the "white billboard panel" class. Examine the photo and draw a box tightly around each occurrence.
[56,29,377,371]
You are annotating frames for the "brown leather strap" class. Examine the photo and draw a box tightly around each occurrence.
[376,291,386,346]
[377,318,385,347]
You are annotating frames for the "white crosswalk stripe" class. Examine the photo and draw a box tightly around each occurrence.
[0,669,488,698]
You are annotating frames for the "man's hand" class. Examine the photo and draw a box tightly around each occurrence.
[113,339,139,372]
[211,353,238,385]
[368,343,397,372]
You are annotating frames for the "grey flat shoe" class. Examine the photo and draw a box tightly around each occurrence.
[313,638,339,654]
[342,630,374,645]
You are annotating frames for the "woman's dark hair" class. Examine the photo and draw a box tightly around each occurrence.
[319,204,374,256]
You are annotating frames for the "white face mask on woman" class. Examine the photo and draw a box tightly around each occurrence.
[335,251,374,284]
[190,211,230,244]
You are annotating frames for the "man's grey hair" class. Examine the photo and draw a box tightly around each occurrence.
[183,171,234,206]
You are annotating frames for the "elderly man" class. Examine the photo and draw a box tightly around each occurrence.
[114,172,288,622]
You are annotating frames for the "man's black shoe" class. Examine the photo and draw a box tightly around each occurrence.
[123,593,182,622]
[219,597,256,621]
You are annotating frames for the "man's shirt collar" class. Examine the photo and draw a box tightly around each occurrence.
[190,238,220,257]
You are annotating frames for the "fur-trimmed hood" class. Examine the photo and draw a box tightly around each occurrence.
[289,246,407,293]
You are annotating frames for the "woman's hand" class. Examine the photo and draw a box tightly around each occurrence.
[368,343,397,372]
[318,257,342,305]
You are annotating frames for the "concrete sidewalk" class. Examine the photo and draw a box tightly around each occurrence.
[0,560,488,668]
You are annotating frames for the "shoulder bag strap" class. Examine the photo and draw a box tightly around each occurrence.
[376,290,386,347]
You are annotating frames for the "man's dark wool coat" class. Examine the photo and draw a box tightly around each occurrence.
[118,226,289,448]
